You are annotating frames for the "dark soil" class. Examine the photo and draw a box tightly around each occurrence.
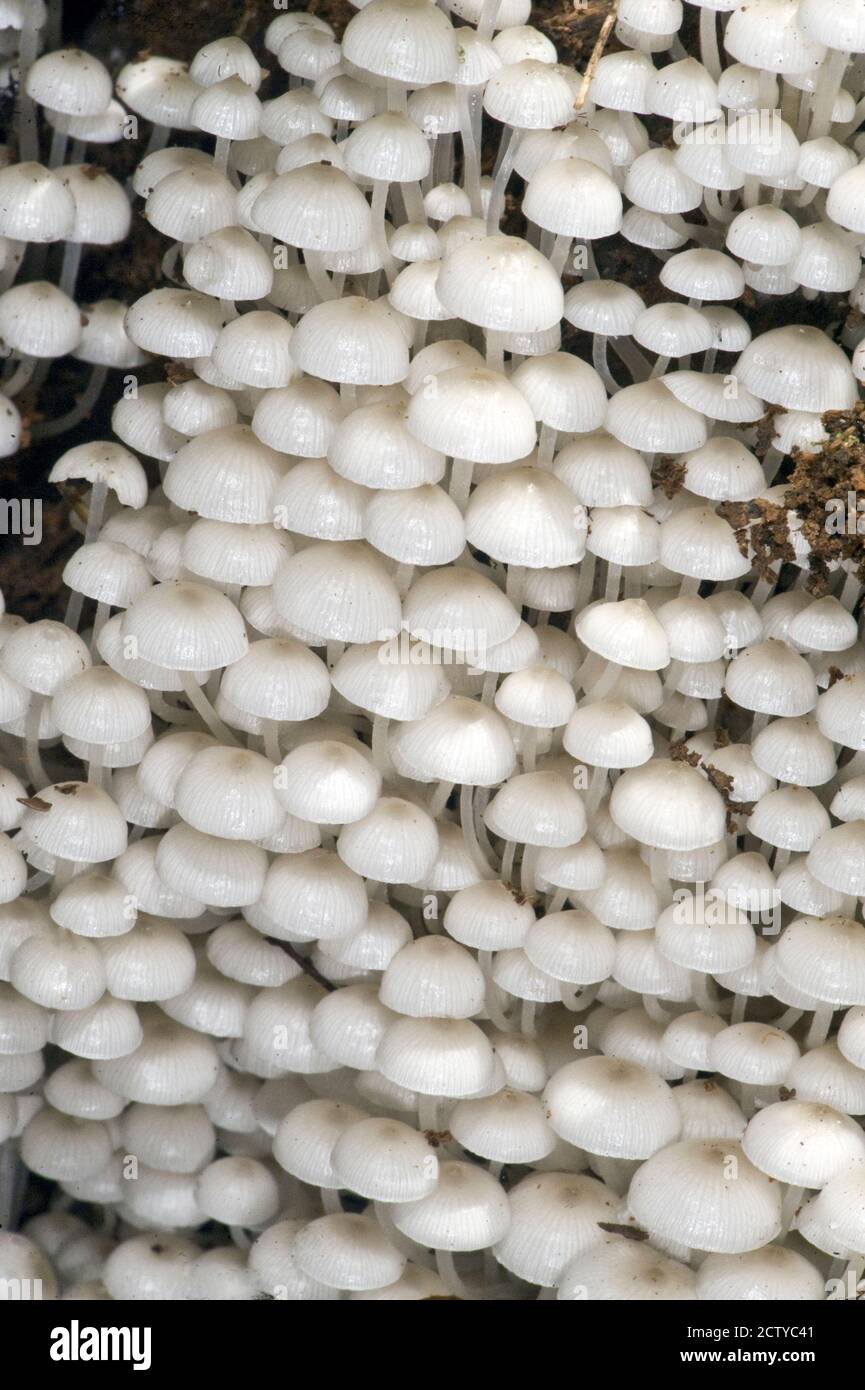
[786,402,865,586]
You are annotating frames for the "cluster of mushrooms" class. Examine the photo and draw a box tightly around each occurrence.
[3,0,865,1302]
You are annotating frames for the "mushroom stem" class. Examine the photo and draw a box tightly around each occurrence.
[87,741,105,787]
[642,993,671,1025]
[161,239,185,285]
[537,422,557,469]
[703,190,732,229]
[838,571,862,612]
[418,1093,440,1133]
[427,779,453,818]
[806,48,849,140]
[754,434,783,481]
[449,457,475,511]
[520,998,536,1037]
[304,250,336,302]
[213,136,232,174]
[24,694,47,790]
[676,574,701,599]
[394,562,414,596]
[585,764,608,814]
[432,132,453,188]
[805,1000,835,1051]
[14,9,43,162]
[573,551,597,611]
[505,563,525,609]
[477,0,503,41]
[698,4,722,80]
[141,122,171,159]
[480,950,512,1030]
[436,1248,473,1299]
[262,718,281,765]
[457,86,483,217]
[486,129,522,234]
[148,691,198,727]
[374,1200,435,1265]
[609,335,650,382]
[590,1155,635,1196]
[63,594,86,636]
[549,234,573,277]
[592,333,618,393]
[370,180,399,287]
[0,239,24,293]
[47,124,68,170]
[773,1006,804,1033]
[521,727,537,773]
[386,78,407,114]
[178,670,240,746]
[1,355,36,397]
[650,849,672,902]
[481,671,498,706]
[742,175,761,209]
[781,77,800,129]
[371,714,391,778]
[750,573,777,609]
[691,969,721,1016]
[662,659,683,697]
[460,780,493,875]
[91,601,111,652]
[603,562,623,603]
[401,181,426,225]
[83,478,109,546]
[780,1183,804,1233]
[562,982,598,1012]
[485,329,505,373]
[58,239,83,300]
[52,857,78,891]
[520,843,537,895]
[837,92,865,141]
[500,838,517,883]
[579,657,620,701]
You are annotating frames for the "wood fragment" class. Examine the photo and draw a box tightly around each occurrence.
[598,1222,650,1241]
[573,2,618,112]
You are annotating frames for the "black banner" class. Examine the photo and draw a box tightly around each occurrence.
[9,1297,859,1376]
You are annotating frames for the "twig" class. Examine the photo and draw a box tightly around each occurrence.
[277,940,337,992]
[574,1,619,112]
